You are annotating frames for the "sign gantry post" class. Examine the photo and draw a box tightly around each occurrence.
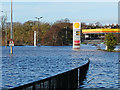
[73,22,81,50]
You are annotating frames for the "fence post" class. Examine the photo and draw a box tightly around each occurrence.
[78,68,80,88]
[49,79,51,90]
[33,84,36,90]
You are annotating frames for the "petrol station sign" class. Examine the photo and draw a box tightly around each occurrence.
[73,22,81,49]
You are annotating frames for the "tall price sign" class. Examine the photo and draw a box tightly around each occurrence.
[73,22,81,49]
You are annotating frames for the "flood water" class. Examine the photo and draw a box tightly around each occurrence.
[1,44,119,89]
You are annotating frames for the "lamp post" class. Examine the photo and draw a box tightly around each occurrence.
[35,17,43,46]
[10,0,13,54]
[11,0,13,41]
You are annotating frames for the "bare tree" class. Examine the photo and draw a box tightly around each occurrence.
[1,15,7,31]
[0,15,7,46]
[95,22,102,28]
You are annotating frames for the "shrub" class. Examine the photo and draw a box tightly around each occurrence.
[104,33,118,52]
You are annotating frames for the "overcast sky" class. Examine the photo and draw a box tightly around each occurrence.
[1,1,119,25]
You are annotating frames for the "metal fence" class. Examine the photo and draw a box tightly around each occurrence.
[10,60,90,90]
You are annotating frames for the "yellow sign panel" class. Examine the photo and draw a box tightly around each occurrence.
[76,33,80,35]
[76,31,80,33]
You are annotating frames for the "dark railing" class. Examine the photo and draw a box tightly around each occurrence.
[10,60,90,90]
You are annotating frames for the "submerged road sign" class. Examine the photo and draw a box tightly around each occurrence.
[9,39,14,46]
[73,22,81,49]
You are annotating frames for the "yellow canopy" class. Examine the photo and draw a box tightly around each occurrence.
[82,29,120,34]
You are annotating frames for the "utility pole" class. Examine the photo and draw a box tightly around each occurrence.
[35,17,42,46]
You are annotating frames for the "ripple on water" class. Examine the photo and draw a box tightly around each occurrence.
[1,45,119,88]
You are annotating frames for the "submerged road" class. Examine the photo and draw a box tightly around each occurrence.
[1,44,119,89]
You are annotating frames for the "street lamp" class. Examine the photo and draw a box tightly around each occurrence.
[11,0,13,40]
[10,0,13,54]
[35,17,43,46]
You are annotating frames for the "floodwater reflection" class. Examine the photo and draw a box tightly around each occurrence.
[1,44,119,89]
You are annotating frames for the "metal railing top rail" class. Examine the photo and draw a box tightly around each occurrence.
[8,58,90,90]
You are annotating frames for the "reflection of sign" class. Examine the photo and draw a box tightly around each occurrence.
[9,40,14,46]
